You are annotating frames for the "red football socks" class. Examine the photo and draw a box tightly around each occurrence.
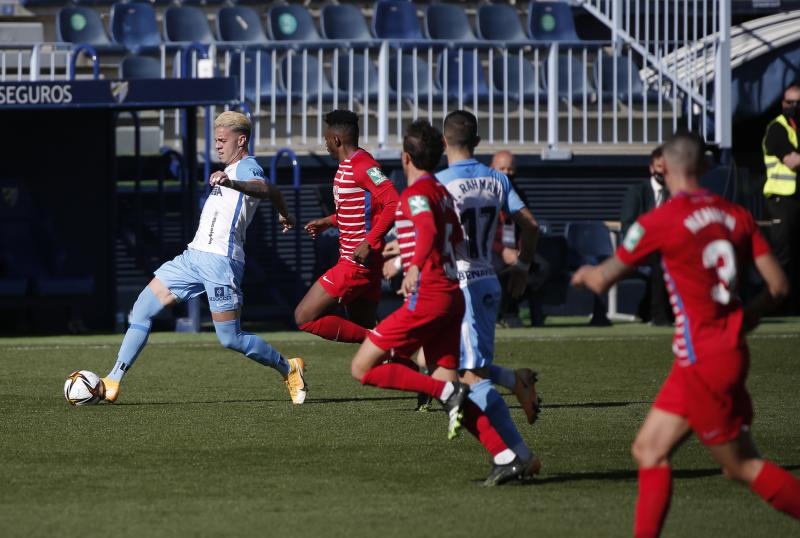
[462,400,508,456]
[299,316,368,343]
[634,466,672,538]
[751,461,800,518]
[361,362,445,397]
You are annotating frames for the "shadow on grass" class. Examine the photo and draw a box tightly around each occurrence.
[524,464,800,485]
[508,401,650,411]
[113,395,415,406]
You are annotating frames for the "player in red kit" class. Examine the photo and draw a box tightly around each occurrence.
[295,110,399,343]
[572,132,800,537]
[351,120,522,482]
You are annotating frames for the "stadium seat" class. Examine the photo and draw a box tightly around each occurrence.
[334,53,379,102]
[477,4,528,42]
[424,4,476,41]
[564,221,613,269]
[110,2,161,53]
[228,50,285,105]
[540,53,595,102]
[389,54,439,101]
[119,54,161,79]
[57,7,125,54]
[217,6,268,44]
[320,4,373,41]
[280,53,334,102]
[491,55,540,102]
[594,52,660,103]
[373,0,423,40]
[527,0,581,42]
[267,5,319,41]
[164,6,215,45]
[437,49,491,102]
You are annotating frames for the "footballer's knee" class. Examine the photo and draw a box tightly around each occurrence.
[214,322,244,352]
[351,360,368,382]
[631,439,667,468]
[294,305,312,328]
[721,459,762,483]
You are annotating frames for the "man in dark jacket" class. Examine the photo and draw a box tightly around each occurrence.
[620,146,673,325]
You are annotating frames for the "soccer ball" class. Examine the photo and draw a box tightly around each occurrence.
[64,370,105,406]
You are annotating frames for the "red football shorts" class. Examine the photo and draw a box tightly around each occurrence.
[653,348,753,445]
[318,259,381,305]
[368,288,465,370]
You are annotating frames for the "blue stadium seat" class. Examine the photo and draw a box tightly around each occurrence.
[334,53,379,102]
[491,55,540,102]
[373,0,422,40]
[119,54,161,79]
[164,6,215,45]
[541,53,595,102]
[320,4,373,41]
[564,221,613,269]
[229,50,285,105]
[217,6,268,44]
[424,4,475,41]
[477,4,528,42]
[594,52,660,103]
[280,53,334,102]
[267,5,319,41]
[389,54,439,100]
[110,2,161,53]
[181,0,225,6]
[437,49,490,102]
[57,7,125,54]
[528,0,581,42]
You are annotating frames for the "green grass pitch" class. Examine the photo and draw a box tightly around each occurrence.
[1,318,798,537]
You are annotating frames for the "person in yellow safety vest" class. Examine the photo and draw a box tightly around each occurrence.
[762,83,800,314]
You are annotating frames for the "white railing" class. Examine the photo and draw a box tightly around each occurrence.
[576,0,732,148]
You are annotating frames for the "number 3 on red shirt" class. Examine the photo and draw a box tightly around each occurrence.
[702,239,737,305]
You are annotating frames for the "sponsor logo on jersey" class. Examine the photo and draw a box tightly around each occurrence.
[623,222,645,252]
[209,186,222,196]
[409,195,431,216]
[366,167,389,186]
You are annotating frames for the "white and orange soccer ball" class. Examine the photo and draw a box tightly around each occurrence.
[63,370,105,406]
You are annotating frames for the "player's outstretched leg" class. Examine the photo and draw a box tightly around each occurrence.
[295,281,369,343]
[102,285,167,402]
[352,340,469,438]
[213,319,306,404]
[490,364,542,424]
[708,432,800,520]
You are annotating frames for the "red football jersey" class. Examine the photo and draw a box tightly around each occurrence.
[332,149,399,269]
[616,190,771,365]
[396,176,462,293]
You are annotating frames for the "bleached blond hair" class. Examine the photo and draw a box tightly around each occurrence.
[214,111,251,142]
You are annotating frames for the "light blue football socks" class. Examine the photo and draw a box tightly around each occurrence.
[489,364,516,391]
[468,378,532,461]
[107,286,164,382]
[213,319,290,377]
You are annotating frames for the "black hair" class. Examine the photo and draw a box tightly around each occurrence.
[324,109,359,143]
[650,145,664,162]
[443,110,479,150]
[403,120,444,172]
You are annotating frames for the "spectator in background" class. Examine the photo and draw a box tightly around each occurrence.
[490,150,547,327]
[762,83,800,314]
[620,146,674,326]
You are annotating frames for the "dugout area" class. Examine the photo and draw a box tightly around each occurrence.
[0,78,236,334]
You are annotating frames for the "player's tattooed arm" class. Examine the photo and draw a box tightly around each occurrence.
[571,255,631,294]
[743,253,790,332]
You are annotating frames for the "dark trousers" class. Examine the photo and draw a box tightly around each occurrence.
[765,196,800,314]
